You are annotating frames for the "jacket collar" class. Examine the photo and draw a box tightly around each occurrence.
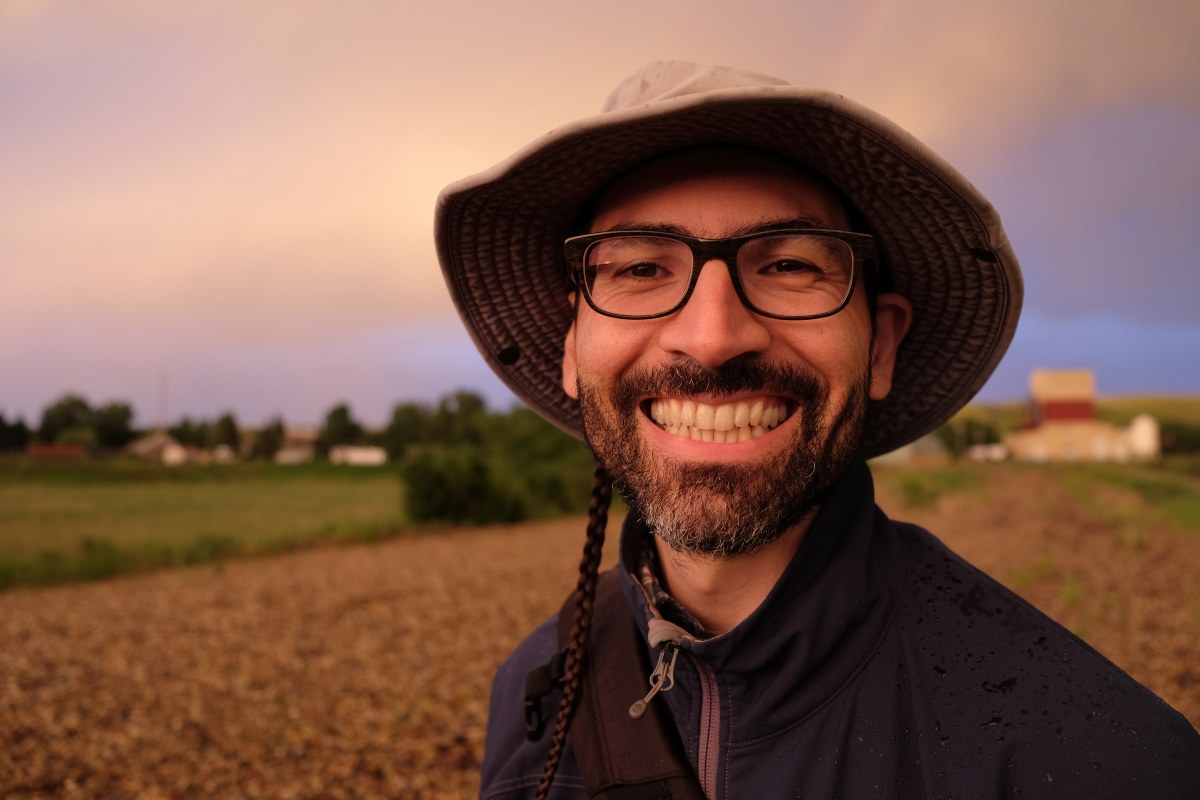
[618,461,904,731]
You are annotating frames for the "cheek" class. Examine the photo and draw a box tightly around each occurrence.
[774,321,874,394]
[572,317,658,384]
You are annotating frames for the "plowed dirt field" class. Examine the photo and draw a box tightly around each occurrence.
[2,465,1197,798]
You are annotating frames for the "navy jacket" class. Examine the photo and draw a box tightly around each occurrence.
[482,463,1200,798]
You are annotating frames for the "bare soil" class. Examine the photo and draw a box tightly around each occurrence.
[2,466,1197,798]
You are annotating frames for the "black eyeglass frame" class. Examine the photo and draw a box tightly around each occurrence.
[564,228,878,321]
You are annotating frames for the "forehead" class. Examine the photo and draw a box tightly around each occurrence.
[589,147,851,236]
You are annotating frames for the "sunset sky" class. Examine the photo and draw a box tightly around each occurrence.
[3,0,1198,430]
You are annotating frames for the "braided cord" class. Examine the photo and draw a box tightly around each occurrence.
[534,465,612,799]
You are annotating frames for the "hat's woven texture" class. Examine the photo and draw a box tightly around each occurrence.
[436,72,1022,458]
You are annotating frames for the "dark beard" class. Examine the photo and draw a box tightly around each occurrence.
[577,355,868,557]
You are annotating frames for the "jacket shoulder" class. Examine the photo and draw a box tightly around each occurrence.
[480,616,587,800]
[888,518,1200,797]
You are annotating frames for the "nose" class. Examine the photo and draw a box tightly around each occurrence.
[657,259,771,369]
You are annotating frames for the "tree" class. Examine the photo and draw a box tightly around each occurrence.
[431,390,487,445]
[211,412,240,450]
[251,417,285,460]
[318,403,363,456]
[37,393,93,444]
[94,402,137,450]
[383,401,430,460]
[168,417,209,448]
[0,414,32,452]
[55,426,97,450]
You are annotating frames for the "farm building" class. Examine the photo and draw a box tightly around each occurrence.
[126,430,228,466]
[24,443,87,460]
[274,426,319,465]
[1003,369,1160,462]
[329,445,388,466]
[124,430,203,465]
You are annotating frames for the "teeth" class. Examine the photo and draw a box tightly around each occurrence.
[733,403,749,428]
[648,398,789,443]
[681,400,696,427]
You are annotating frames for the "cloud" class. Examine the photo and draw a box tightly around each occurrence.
[980,103,1200,324]
[3,0,1199,420]
[840,0,1200,160]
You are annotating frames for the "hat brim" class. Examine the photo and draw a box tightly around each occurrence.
[435,86,1022,458]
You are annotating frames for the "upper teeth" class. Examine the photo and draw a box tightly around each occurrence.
[649,398,787,442]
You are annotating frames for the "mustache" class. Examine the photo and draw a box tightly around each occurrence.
[611,354,825,408]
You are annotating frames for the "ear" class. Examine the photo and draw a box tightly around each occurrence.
[561,311,580,400]
[868,292,913,401]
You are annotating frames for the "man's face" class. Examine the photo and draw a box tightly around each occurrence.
[561,149,909,557]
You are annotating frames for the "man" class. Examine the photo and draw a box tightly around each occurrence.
[435,62,1200,799]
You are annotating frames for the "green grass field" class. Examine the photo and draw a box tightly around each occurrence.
[4,405,1199,592]
[1096,396,1200,426]
[0,459,402,588]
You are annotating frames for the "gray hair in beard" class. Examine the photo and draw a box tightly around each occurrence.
[577,355,870,557]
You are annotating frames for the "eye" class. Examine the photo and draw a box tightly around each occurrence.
[760,259,824,278]
[614,260,671,280]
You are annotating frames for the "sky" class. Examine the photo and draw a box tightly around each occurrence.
[2,0,1198,429]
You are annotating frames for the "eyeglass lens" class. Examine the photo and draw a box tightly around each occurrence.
[583,234,854,318]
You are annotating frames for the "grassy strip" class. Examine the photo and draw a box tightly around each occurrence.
[1008,554,1059,590]
[0,464,405,590]
[880,465,985,508]
[1,478,402,555]
[1078,464,1200,532]
[0,456,395,485]
[0,522,396,590]
[1096,396,1200,427]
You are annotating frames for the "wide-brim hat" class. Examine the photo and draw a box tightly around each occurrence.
[435,61,1022,457]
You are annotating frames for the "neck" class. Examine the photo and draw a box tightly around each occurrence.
[655,514,815,635]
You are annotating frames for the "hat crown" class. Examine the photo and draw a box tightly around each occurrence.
[601,61,791,113]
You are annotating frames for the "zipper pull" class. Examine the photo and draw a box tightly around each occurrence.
[629,643,679,719]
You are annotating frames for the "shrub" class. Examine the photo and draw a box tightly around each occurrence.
[934,418,1000,460]
[400,446,526,525]
[395,402,597,525]
[1160,421,1200,454]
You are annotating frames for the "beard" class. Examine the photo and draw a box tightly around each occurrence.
[577,355,869,558]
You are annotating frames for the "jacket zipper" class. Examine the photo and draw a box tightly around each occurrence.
[630,576,722,796]
[692,655,721,799]
[630,644,723,800]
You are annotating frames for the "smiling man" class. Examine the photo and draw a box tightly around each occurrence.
[435,63,1199,799]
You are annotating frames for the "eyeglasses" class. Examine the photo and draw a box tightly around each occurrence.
[564,228,875,321]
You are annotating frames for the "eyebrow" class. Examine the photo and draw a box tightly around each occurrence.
[595,216,830,237]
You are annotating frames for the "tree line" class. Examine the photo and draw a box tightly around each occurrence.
[1,391,598,525]
[0,393,237,456]
[1,394,137,453]
[0,390,551,459]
